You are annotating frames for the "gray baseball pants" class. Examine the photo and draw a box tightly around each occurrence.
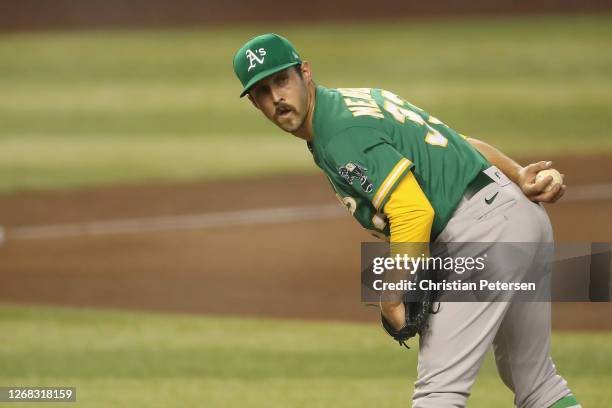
[412,167,573,408]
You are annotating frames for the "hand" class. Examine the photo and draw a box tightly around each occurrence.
[380,301,406,330]
[517,161,566,203]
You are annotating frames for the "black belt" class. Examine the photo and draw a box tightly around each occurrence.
[464,171,494,200]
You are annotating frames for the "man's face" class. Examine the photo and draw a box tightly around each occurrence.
[248,65,310,133]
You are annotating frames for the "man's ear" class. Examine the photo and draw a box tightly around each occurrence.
[300,61,312,84]
[247,94,259,109]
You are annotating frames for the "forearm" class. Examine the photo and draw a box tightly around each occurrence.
[467,137,522,184]
[467,136,566,203]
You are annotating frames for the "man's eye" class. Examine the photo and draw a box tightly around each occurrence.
[254,86,268,96]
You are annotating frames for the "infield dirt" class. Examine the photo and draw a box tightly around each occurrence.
[0,155,610,330]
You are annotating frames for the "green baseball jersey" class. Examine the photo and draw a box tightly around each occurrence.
[307,85,490,240]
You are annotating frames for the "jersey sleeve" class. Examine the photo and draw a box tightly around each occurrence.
[323,127,414,211]
[384,171,435,243]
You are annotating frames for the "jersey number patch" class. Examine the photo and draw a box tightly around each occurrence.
[381,91,449,148]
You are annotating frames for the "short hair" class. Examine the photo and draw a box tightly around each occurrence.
[294,64,303,78]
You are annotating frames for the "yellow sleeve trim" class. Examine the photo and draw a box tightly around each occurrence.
[384,171,434,243]
[372,157,412,210]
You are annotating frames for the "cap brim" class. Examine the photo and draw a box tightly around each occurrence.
[239,61,301,97]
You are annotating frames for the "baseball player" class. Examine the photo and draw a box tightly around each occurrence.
[233,33,580,408]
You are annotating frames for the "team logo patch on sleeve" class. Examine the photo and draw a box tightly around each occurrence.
[338,162,374,193]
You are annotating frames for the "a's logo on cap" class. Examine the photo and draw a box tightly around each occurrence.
[246,48,267,72]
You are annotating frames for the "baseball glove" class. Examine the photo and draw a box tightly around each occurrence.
[381,283,439,349]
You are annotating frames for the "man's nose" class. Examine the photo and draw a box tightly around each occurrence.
[270,86,283,104]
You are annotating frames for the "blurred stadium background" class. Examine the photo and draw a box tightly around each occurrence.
[0,1,611,407]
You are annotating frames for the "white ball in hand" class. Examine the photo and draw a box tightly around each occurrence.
[535,169,563,193]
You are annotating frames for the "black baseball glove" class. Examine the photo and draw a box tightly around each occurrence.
[381,284,439,349]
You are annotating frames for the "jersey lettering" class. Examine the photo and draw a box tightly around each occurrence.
[348,106,384,118]
[339,88,384,119]
[338,88,373,99]
[344,98,378,108]
[337,195,357,215]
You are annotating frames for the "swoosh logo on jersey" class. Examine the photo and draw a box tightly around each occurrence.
[485,192,499,205]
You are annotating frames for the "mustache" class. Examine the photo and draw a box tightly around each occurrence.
[275,103,295,116]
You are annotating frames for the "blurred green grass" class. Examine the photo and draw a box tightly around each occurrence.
[0,303,610,407]
[1,15,611,192]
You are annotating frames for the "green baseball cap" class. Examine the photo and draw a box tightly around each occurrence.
[233,33,302,97]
